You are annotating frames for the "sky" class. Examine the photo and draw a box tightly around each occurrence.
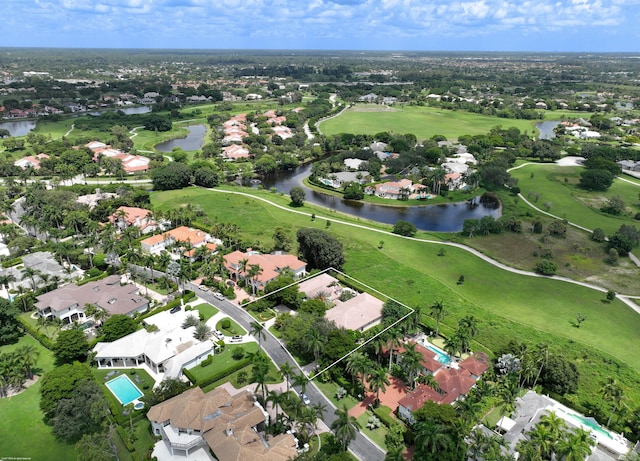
[4,0,640,52]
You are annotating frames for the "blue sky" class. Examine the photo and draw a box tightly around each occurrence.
[5,0,640,51]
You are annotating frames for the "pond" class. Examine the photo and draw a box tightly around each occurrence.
[535,121,560,140]
[255,164,501,232]
[90,106,152,116]
[155,124,207,152]
[0,119,37,137]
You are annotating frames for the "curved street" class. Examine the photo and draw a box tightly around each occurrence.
[186,283,386,461]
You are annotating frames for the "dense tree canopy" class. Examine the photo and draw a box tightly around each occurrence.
[579,169,614,191]
[40,362,94,418]
[51,380,108,442]
[100,314,138,342]
[53,329,90,364]
[297,228,345,270]
[290,186,306,207]
[151,162,192,191]
[0,298,22,345]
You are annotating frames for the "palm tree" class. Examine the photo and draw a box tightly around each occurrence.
[251,352,271,402]
[303,328,326,364]
[455,397,480,428]
[267,390,286,424]
[247,264,263,296]
[601,377,625,426]
[292,372,309,395]
[400,342,423,389]
[279,361,293,398]
[531,343,549,389]
[385,327,403,372]
[238,257,249,279]
[346,351,372,395]
[444,333,462,360]
[250,321,265,347]
[414,419,453,456]
[368,366,390,407]
[330,404,361,451]
[193,323,213,341]
[429,301,446,338]
[556,428,595,461]
[0,273,16,299]
[21,267,40,290]
[539,411,567,442]
[528,423,555,459]
[458,315,479,340]
[16,344,39,380]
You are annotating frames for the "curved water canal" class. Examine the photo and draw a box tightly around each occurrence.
[256,164,501,232]
[155,124,207,152]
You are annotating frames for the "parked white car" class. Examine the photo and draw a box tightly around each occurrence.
[214,292,225,300]
[230,335,243,343]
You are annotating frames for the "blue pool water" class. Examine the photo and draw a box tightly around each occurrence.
[105,375,143,405]
[426,344,451,365]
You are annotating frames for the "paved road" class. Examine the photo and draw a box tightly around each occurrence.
[186,282,386,461]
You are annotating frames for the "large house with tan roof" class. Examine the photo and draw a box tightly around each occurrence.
[147,386,298,461]
[35,275,148,325]
[224,250,306,292]
[84,141,151,174]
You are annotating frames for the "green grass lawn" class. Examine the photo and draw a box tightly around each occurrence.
[152,186,640,411]
[356,410,389,449]
[510,163,640,235]
[320,105,539,140]
[216,317,247,336]
[187,303,219,321]
[201,361,282,393]
[188,343,259,384]
[19,311,61,341]
[0,335,77,460]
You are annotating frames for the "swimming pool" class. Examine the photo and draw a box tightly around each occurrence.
[105,375,143,405]
[426,344,451,365]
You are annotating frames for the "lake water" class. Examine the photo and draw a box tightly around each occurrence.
[257,164,501,232]
[90,106,152,116]
[0,120,37,137]
[1,106,152,137]
[155,124,207,152]
[535,121,560,140]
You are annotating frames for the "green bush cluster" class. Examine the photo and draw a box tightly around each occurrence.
[1,256,22,268]
[373,405,398,429]
[200,355,213,367]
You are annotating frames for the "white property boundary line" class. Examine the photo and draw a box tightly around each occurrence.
[241,267,415,381]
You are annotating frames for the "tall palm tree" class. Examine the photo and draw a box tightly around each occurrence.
[458,315,479,339]
[330,404,361,451]
[528,423,555,459]
[429,301,446,338]
[531,343,549,389]
[250,321,265,347]
[400,342,423,389]
[556,428,595,461]
[601,377,625,426]
[368,366,390,407]
[21,267,40,290]
[346,351,372,394]
[539,411,567,442]
[279,361,293,398]
[385,327,403,372]
[267,389,286,424]
[247,264,263,296]
[455,397,480,428]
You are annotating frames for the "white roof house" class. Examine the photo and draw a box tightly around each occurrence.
[93,309,215,379]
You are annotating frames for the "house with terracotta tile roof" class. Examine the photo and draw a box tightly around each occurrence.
[14,153,49,170]
[367,178,414,199]
[222,144,250,160]
[224,250,306,292]
[147,386,298,461]
[108,206,166,234]
[85,141,151,174]
[140,226,214,255]
[397,351,490,424]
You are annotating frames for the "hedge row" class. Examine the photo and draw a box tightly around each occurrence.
[137,290,195,321]
[373,405,399,429]
[76,271,110,286]
[183,357,251,388]
[116,425,135,452]
[1,256,23,269]
[18,317,55,349]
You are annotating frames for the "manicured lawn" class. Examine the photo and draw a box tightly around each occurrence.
[216,316,247,336]
[314,380,359,410]
[188,343,259,384]
[0,335,77,460]
[152,186,640,412]
[201,361,282,393]
[320,105,538,140]
[94,368,155,407]
[19,311,61,341]
[356,410,388,449]
[510,163,640,235]
[188,303,219,321]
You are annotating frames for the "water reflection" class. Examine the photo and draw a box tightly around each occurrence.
[155,124,206,152]
[256,164,501,232]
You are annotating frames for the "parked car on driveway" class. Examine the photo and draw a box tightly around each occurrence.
[169,306,181,314]
[230,335,243,343]
[199,285,209,292]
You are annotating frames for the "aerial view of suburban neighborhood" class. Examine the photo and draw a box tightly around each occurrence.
[2,3,640,461]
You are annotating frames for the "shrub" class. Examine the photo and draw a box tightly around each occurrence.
[366,415,381,430]
[232,347,245,360]
[335,386,347,400]
[535,260,558,276]
[221,318,231,329]
[373,406,397,428]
